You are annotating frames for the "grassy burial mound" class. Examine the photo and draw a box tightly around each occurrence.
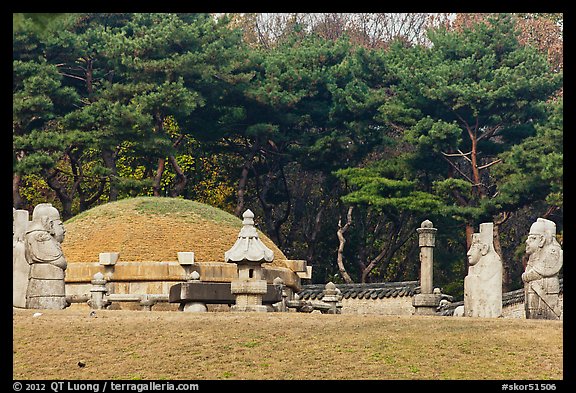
[62,196,289,266]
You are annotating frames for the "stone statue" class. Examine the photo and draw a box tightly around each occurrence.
[522,218,562,320]
[463,222,503,318]
[13,208,30,308]
[24,203,68,309]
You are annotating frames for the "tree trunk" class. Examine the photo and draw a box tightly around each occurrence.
[152,157,166,197]
[13,173,24,209]
[465,222,474,250]
[168,154,187,197]
[336,206,354,283]
[361,247,387,283]
[494,211,511,292]
[235,165,251,216]
[102,149,119,201]
[305,205,324,266]
[13,150,26,209]
[44,170,74,221]
[255,163,291,247]
[234,142,259,216]
[360,218,415,283]
[151,114,167,197]
[464,222,474,281]
[272,164,291,246]
[493,223,510,292]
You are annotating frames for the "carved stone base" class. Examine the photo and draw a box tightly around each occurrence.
[412,293,441,316]
[27,296,68,310]
[230,279,267,294]
[182,302,208,312]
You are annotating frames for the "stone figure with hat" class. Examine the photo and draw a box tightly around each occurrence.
[24,203,69,309]
[522,218,562,320]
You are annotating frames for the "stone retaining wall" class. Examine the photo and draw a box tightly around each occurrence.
[340,296,415,315]
[65,260,303,310]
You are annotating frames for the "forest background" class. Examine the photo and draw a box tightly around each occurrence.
[13,13,563,299]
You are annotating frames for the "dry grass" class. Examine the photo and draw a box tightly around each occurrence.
[12,308,563,381]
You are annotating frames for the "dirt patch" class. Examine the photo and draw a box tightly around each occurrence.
[12,308,563,380]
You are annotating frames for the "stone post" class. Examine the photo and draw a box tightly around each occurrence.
[412,219,441,315]
[139,295,155,311]
[417,219,436,294]
[322,282,342,314]
[98,252,119,295]
[273,277,287,312]
[177,251,196,280]
[89,272,109,310]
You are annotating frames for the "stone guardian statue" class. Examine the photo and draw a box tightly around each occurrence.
[13,208,30,308]
[463,222,503,318]
[24,203,68,309]
[522,218,562,320]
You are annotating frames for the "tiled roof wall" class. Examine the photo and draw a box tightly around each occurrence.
[298,281,420,300]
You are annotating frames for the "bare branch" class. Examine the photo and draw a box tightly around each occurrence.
[477,158,502,170]
[441,149,472,164]
[442,155,475,184]
[59,73,87,83]
[477,124,503,142]
[494,211,511,226]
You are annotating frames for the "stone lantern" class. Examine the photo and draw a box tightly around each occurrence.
[225,209,274,312]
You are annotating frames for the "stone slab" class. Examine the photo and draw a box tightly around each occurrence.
[169,282,282,304]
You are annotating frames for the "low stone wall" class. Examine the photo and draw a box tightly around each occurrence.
[340,296,415,315]
[501,293,563,319]
[65,260,303,310]
[501,302,526,319]
[298,281,420,316]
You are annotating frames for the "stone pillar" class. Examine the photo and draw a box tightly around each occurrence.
[225,209,274,312]
[417,219,436,294]
[412,219,441,315]
[89,272,109,310]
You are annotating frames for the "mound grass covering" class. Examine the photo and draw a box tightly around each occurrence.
[62,197,288,265]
